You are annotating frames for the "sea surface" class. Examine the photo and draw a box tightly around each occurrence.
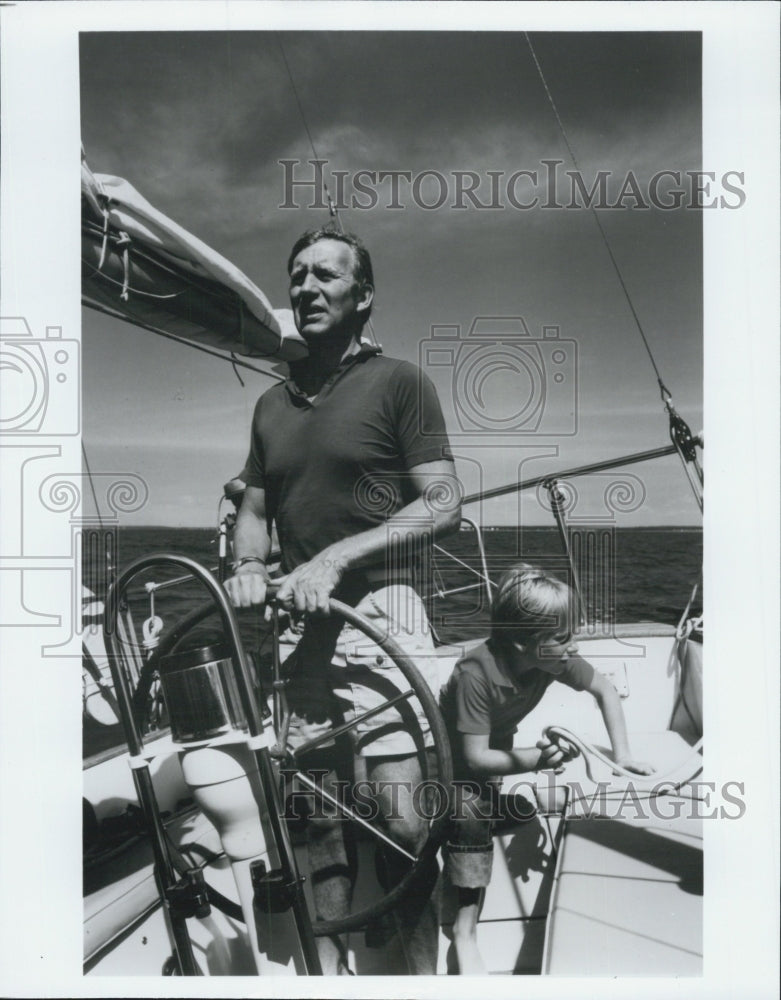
[85,525,703,647]
[82,525,701,758]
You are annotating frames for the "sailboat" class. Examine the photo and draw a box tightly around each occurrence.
[80,37,705,978]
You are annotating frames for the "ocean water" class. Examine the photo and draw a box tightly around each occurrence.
[84,525,703,648]
[82,524,701,759]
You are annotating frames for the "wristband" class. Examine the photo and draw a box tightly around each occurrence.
[233,556,266,572]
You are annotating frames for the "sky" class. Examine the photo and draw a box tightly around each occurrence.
[80,31,704,526]
[1,10,777,994]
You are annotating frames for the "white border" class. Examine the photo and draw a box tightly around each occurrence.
[0,3,778,998]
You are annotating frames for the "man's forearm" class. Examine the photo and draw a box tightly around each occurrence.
[274,462,461,613]
[322,492,461,576]
[232,507,272,565]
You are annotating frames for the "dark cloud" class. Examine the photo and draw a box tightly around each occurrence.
[80,29,702,525]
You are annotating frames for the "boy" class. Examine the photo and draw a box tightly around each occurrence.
[439,564,652,974]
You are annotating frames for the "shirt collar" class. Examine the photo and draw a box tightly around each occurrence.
[284,342,381,400]
[485,641,549,690]
[483,643,519,688]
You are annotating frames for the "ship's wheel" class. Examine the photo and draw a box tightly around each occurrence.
[129,583,452,939]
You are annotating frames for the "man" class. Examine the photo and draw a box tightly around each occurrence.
[225,228,460,974]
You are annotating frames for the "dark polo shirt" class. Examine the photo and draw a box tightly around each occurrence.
[244,345,453,576]
[440,641,595,773]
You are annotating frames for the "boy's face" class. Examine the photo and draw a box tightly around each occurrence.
[513,630,579,674]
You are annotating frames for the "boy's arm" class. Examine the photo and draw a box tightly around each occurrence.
[462,732,573,778]
[585,671,654,775]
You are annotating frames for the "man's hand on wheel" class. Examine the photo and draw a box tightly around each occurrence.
[224,564,269,608]
[275,550,346,615]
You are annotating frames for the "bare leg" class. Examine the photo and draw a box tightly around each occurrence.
[287,755,356,975]
[452,887,486,974]
[365,753,440,975]
[307,781,354,975]
[283,628,356,976]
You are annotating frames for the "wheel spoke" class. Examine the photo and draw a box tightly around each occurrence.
[291,688,415,758]
[129,581,453,941]
[291,770,417,862]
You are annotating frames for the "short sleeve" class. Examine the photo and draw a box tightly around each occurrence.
[388,361,453,468]
[243,395,266,489]
[455,664,494,735]
[557,655,595,692]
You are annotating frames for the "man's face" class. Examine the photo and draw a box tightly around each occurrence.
[288,239,372,342]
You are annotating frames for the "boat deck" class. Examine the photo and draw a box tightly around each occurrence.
[83,624,703,976]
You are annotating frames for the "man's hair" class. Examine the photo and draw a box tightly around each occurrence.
[489,563,572,650]
[287,227,374,327]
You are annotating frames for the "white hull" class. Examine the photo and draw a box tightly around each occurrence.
[84,622,703,976]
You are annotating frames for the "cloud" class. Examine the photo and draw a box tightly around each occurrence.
[80,31,703,527]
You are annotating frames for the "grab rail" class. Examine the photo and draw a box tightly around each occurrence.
[119,441,694,631]
[429,442,689,623]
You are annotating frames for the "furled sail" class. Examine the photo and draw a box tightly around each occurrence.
[81,150,307,362]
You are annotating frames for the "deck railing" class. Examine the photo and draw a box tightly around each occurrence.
[98,441,692,637]
[425,442,686,630]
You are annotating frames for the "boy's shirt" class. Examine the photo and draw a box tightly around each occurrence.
[439,641,595,775]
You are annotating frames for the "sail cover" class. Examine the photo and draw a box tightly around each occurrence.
[81,152,307,362]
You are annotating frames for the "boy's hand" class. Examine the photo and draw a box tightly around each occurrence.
[614,757,655,776]
[551,735,579,760]
[536,738,576,774]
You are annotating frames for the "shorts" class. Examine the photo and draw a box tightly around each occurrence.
[281,585,441,758]
[443,780,501,890]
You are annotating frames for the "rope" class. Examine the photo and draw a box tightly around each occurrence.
[669,584,702,731]
[82,257,182,301]
[98,205,110,269]
[142,589,163,651]
[524,34,670,397]
[230,354,246,387]
[543,724,703,790]
[674,583,700,641]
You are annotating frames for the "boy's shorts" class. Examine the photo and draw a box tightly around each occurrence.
[281,585,441,758]
[443,780,502,889]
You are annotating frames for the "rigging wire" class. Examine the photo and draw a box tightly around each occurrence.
[81,438,115,599]
[524,33,703,511]
[276,37,380,348]
[81,439,104,530]
[524,33,669,397]
[276,37,344,233]
[83,299,286,381]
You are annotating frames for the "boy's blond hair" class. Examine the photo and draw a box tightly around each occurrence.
[489,563,572,650]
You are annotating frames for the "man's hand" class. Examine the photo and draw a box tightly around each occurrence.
[224,563,269,608]
[275,550,346,615]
